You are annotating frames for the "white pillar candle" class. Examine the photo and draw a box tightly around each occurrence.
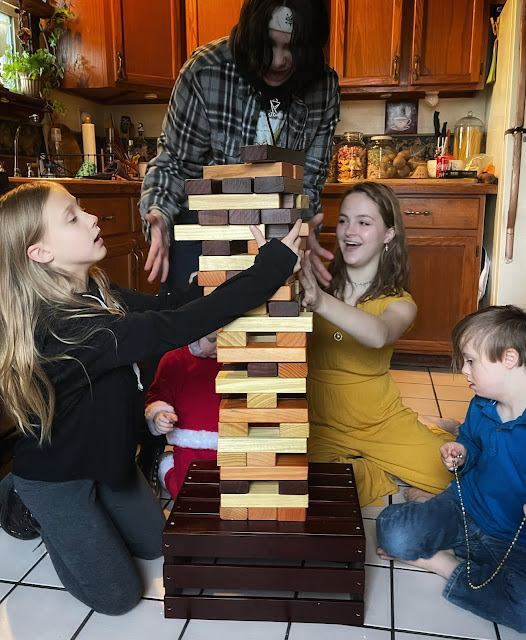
[81,115,97,163]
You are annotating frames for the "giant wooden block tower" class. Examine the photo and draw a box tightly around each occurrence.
[174,145,313,522]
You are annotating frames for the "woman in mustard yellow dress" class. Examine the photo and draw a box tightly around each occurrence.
[301,183,455,507]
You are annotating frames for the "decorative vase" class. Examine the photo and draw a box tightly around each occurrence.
[19,75,43,98]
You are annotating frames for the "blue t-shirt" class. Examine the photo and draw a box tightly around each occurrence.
[455,396,526,545]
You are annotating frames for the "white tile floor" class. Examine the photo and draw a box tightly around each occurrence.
[0,368,515,640]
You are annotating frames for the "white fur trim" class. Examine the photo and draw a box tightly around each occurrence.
[145,400,175,436]
[158,452,174,491]
[269,6,293,33]
[166,428,218,450]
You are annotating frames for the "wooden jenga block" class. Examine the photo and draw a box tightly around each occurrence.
[221,177,253,193]
[188,194,281,210]
[247,393,277,409]
[215,370,305,394]
[282,193,295,208]
[279,423,310,438]
[220,480,250,494]
[203,287,215,296]
[240,145,306,166]
[293,165,304,180]
[221,481,308,508]
[218,422,249,437]
[219,398,308,424]
[223,313,313,333]
[260,209,302,224]
[184,178,222,195]
[277,507,307,521]
[217,343,306,363]
[299,222,309,236]
[278,362,308,378]
[197,270,227,286]
[229,209,260,225]
[218,428,306,454]
[219,506,248,520]
[279,480,309,495]
[269,283,294,301]
[216,452,247,466]
[203,162,295,180]
[217,330,247,348]
[276,332,306,347]
[296,194,310,209]
[227,270,242,279]
[243,303,267,316]
[174,224,264,241]
[199,255,255,271]
[265,224,289,239]
[253,176,304,194]
[248,507,277,520]
[202,240,230,256]
[220,453,307,480]
[198,210,229,225]
[247,362,278,377]
[246,452,277,467]
[247,239,259,255]
[268,301,300,317]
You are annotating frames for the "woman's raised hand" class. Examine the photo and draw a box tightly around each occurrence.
[299,250,323,310]
[250,219,302,272]
[307,213,335,287]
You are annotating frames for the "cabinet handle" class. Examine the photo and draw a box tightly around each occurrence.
[116,52,125,79]
[404,210,430,216]
[413,54,421,81]
[392,55,399,82]
[100,215,116,222]
[131,249,139,273]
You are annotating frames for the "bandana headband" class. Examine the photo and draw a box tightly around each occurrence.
[269,6,293,33]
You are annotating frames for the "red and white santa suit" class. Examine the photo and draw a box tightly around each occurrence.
[145,342,222,499]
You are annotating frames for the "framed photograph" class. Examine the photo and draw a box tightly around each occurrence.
[385,100,418,135]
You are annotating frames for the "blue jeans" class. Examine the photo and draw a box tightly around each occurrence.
[377,486,526,633]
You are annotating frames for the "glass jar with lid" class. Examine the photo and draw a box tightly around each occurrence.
[337,132,366,182]
[453,111,484,162]
[326,134,343,183]
[366,136,396,179]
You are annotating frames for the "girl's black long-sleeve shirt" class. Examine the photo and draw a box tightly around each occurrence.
[13,240,296,489]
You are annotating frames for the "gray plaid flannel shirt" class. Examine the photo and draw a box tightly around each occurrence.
[139,37,340,241]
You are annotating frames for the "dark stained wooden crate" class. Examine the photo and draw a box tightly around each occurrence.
[162,461,366,625]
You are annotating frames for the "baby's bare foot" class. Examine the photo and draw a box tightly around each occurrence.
[404,487,434,503]
[376,547,395,561]
[420,415,461,436]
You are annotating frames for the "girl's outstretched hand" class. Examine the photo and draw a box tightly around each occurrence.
[440,441,467,471]
[250,219,302,272]
[307,213,334,288]
[299,250,323,311]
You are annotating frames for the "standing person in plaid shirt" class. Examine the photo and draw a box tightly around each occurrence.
[139,0,340,290]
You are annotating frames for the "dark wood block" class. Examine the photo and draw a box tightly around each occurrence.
[247,362,278,377]
[202,240,231,256]
[268,301,300,317]
[265,224,290,239]
[240,145,306,167]
[222,177,253,193]
[260,208,302,224]
[279,480,309,495]
[226,270,242,279]
[229,209,260,224]
[254,176,304,194]
[185,179,222,195]
[219,480,250,494]
[198,210,229,225]
[230,240,248,255]
[282,194,296,209]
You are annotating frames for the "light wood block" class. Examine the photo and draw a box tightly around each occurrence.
[197,271,227,286]
[246,452,277,467]
[279,423,310,438]
[217,331,247,348]
[276,332,306,347]
[299,222,309,237]
[269,283,294,301]
[217,429,307,454]
[216,452,247,467]
[244,303,267,316]
[218,422,249,437]
[223,313,313,333]
[296,194,310,208]
[277,507,307,521]
[219,506,248,520]
[248,507,277,520]
[215,371,306,394]
[220,454,308,480]
[199,255,255,271]
[203,162,295,180]
[188,194,282,211]
[278,362,308,378]
[219,398,309,424]
[217,343,306,363]
[247,239,259,255]
[173,224,264,241]
[221,481,308,508]
[247,393,277,409]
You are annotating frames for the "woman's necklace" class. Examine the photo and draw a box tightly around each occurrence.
[452,454,526,589]
[346,275,373,287]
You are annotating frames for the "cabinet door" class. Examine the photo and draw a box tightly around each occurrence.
[396,235,479,354]
[99,238,138,290]
[185,0,244,56]
[113,0,184,88]
[410,0,486,87]
[330,0,403,87]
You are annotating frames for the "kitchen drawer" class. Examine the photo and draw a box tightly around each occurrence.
[398,198,480,230]
[78,197,133,236]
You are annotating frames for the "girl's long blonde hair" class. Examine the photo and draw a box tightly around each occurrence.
[326,182,409,303]
[0,181,123,443]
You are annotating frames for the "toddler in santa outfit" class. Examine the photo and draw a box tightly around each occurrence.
[145,332,221,499]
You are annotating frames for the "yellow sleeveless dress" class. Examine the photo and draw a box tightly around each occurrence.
[307,291,454,507]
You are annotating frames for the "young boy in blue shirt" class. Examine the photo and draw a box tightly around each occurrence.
[376,305,526,633]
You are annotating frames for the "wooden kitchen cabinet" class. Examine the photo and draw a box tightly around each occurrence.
[330,0,488,95]
[185,0,243,56]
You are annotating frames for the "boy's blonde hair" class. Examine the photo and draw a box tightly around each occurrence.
[451,305,526,373]
[0,181,123,443]
[326,182,409,303]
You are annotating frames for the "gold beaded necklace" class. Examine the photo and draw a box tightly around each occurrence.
[453,454,526,590]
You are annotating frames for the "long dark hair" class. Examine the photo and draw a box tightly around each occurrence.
[231,0,330,93]
[326,182,410,304]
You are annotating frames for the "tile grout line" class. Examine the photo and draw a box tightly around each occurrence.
[177,618,191,639]
[428,367,444,418]
[69,610,94,640]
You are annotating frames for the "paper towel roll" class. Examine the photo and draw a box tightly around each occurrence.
[81,116,97,163]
